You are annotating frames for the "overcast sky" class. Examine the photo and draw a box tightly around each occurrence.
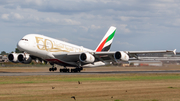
[0,0,180,53]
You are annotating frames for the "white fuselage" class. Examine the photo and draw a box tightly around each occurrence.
[17,34,106,67]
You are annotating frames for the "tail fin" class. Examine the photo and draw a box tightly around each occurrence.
[95,26,116,52]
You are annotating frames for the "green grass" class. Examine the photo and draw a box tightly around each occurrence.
[167,86,180,89]
[56,74,180,82]
[114,100,124,101]
[0,74,180,85]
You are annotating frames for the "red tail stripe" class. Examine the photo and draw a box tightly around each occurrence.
[96,37,108,52]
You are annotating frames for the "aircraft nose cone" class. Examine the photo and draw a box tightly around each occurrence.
[17,41,24,51]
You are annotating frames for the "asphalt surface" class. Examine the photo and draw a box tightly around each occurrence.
[1,70,180,76]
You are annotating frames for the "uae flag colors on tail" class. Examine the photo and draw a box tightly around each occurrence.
[95,26,116,52]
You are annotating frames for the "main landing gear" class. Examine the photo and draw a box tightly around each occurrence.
[49,65,57,71]
[59,66,83,73]
[60,67,83,73]
[49,63,83,73]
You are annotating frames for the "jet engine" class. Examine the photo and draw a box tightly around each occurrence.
[114,51,129,61]
[8,53,19,63]
[18,53,32,64]
[79,53,95,63]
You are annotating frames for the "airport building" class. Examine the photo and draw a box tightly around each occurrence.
[0,55,8,62]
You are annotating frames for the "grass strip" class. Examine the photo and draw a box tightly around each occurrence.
[0,74,180,84]
[56,74,180,82]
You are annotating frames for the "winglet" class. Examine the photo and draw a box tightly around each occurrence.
[173,49,176,55]
[95,26,116,52]
[166,49,176,55]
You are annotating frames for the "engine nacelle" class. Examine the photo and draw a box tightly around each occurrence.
[8,53,19,63]
[114,51,129,61]
[79,53,95,63]
[18,53,32,64]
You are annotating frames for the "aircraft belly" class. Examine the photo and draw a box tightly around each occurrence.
[54,55,80,62]
[45,58,77,67]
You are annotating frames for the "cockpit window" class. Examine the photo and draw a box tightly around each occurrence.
[21,39,28,41]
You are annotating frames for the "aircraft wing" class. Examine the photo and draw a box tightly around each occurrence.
[93,51,116,62]
[52,49,176,65]
[52,52,116,62]
[126,49,176,59]
[52,51,117,65]
[92,49,176,61]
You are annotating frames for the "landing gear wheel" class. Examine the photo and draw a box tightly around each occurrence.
[49,68,52,71]
[71,68,77,73]
[71,67,83,73]
[49,67,57,72]
[54,67,57,71]
[60,68,70,72]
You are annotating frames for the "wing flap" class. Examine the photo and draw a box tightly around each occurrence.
[51,49,176,65]
[93,51,116,62]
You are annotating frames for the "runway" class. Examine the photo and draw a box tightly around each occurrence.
[1,70,180,76]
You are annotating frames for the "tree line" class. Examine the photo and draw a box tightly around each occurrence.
[0,48,22,55]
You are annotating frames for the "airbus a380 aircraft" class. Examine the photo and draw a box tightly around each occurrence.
[8,26,176,72]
